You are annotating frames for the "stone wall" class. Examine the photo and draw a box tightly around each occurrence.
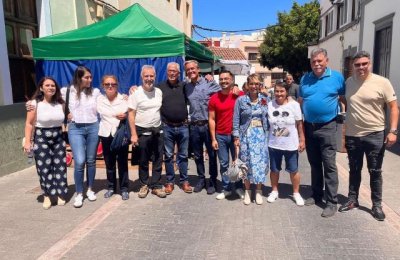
[0,103,29,176]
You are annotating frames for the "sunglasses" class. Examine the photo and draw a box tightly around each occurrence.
[104,83,118,88]
[354,62,369,68]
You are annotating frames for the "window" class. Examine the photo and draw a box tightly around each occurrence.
[325,11,334,36]
[338,0,348,27]
[186,2,190,18]
[5,24,16,55]
[373,14,394,77]
[248,53,258,61]
[176,0,181,11]
[4,0,38,103]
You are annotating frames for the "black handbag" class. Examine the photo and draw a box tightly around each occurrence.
[110,119,131,151]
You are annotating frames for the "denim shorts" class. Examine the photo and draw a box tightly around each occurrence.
[269,147,299,174]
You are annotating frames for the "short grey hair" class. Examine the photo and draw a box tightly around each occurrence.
[141,65,156,77]
[353,50,370,60]
[167,62,180,72]
[310,48,328,59]
[184,60,199,68]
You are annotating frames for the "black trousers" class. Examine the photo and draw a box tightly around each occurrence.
[137,133,164,189]
[100,135,129,192]
[304,120,338,205]
[345,131,385,207]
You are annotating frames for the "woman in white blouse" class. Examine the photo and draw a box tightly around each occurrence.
[97,75,130,200]
[24,77,68,209]
[62,66,101,208]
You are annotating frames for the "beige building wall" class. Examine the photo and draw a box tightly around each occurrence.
[115,0,192,36]
[47,0,192,36]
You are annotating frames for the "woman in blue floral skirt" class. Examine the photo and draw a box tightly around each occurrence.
[233,74,269,205]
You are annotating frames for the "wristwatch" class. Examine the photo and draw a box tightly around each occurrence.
[389,129,398,135]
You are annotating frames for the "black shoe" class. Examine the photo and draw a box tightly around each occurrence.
[321,205,337,218]
[104,190,114,198]
[193,180,205,193]
[371,206,385,221]
[305,197,323,206]
[121,191,129,200]
[206,179,216,195]
[338,200,359,212]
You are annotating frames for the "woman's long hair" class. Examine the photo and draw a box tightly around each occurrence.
[72,66,93,99]
[31,76,64,104]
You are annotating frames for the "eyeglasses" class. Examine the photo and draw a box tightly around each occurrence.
[103,83,118,88]
[354,62,369,68]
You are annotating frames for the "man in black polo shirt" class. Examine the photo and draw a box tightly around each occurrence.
[159,62,193,194]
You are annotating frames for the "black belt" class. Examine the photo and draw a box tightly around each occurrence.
[163,120,188,127]
[305,118,336,127]
[190,120,208,126]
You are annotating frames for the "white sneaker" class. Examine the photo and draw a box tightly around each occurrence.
[86,190,97,201]
[73,193,83,208]
[216,191,232,200]
[235,188,245,199]
[255,190,263,205]
[267,191,279,203]
[293,193,304,206]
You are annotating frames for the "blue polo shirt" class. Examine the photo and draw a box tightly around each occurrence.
[300,68,345,123]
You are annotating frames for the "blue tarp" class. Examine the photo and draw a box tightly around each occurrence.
[35,56,184,94]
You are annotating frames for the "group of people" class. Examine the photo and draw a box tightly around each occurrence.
[24,48,398,222]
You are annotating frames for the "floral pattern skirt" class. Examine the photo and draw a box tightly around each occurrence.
[239,126,269,184]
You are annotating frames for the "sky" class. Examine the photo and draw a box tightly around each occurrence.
[192,0,314,40]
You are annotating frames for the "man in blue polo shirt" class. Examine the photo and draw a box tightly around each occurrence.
[299,48,345,218]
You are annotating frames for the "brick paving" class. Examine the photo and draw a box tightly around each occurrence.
[1,151,400,259]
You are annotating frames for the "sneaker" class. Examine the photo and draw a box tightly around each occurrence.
[321,205,337,218]
[216,190,232,200]
[206,185,216,195]
[138,185,149,198]
[152,188,167,198]
[371,206,385,221]
[121,191,129,200]
[193,180,205,193]
[235,188,245,199]
[73,193,83,208]
[104,190,114,199]
[86,190,97,201]
[338,200,359,212]
[293,193,304,206]
[267,191,279,203]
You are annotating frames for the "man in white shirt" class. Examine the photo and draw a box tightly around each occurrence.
[128,65,166,199]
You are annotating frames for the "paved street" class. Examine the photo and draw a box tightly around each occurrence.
[1,149,400,260]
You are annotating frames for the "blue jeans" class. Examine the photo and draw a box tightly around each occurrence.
[190,124,217,183]
[68,122,99,193]
[216,134,235,191]
[164,124,189,184]
[345,131,385,207]
[304,120,338,205]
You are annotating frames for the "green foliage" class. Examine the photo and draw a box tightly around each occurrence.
[259,0,320,80]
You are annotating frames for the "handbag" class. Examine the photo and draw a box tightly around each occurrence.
[110,119,131,151]
[223,145,248,182]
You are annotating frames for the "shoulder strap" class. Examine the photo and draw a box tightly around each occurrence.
[64,87,70,125]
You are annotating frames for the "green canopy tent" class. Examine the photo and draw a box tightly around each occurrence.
[32,3,216,93]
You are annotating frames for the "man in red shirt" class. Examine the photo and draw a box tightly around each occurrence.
[209,70,244,200]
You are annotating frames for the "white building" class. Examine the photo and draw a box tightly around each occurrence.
[310,0,399,98]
